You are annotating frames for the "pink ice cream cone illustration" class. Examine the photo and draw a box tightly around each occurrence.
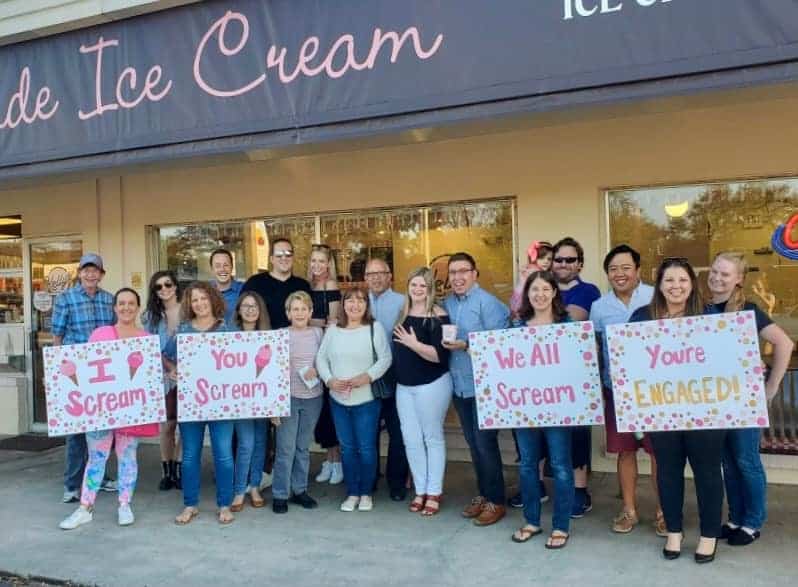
[59,359,78,386]
[255,345,272,378]
[127,351,144,380]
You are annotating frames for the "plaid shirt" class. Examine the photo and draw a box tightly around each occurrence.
[51,283,115,345]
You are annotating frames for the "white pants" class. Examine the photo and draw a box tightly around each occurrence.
[396,372,453,496]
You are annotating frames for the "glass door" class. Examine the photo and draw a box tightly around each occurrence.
[28,239,83,424]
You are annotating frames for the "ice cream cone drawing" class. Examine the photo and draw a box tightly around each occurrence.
[60,359,78,386]
[127,351,144,380]
[255,344,272,378]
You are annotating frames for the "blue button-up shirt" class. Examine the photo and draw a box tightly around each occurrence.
[589,282,654,388]
[443,284,509,398]
[51,284,115,345]
[211,279,244,325]
[369,288,405,344]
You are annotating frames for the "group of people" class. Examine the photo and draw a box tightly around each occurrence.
[50,236,794,563]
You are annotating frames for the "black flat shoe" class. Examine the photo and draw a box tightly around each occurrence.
[289,492,318,509]
[720,523,738,540]
[272,499,288,514]
[728,529,760,546]
[695,538,718,564]
[390,488,407,502]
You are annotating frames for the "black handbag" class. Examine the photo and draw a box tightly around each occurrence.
[369,322,395,399]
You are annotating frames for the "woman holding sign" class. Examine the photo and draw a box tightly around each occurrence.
[164,282,236,525]
[316,286,392,512]
[510,271,574,549]
[60,288,159,530]
[706,252,794,546]
[629,258,723,563]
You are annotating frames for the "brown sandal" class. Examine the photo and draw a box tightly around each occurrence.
[545,531,569,549]
[512,525,542,543]
[230,497,245,513]
[421,495,442,516]
[409,494,426,513]
[249,490,265,508]
[218,507,235,525]
[174,507,199,525]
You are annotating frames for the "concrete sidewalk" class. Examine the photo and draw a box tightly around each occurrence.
[0,444,795,587]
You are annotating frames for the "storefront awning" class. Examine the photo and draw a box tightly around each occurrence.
[3,0,798,182]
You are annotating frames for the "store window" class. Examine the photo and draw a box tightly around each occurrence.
[608,178,798,338]
[152,199,515,301]
[0,216,24,375]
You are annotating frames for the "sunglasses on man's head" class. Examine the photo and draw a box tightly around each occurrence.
[273,251,294,258]
[312,244,330,250]
[154,282,175,291]
[553,256,578,264]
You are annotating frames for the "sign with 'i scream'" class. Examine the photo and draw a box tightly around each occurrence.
[176,329,290,422]
[607,311,769,432]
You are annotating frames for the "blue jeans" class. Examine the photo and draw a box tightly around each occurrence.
[179,420,234,508]
[452,396,505,504]
[516,426,574,533]
[330,398,381,496]
[233,419,255,496]
[248,419,270,488]
[272,396,323,499]
[723,428,767,529]
[64,433,88,491]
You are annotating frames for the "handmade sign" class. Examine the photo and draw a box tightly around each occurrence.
[469,321,603,429]
[43,335,163,436]
[607,311,769,432]
[177,329,290,422]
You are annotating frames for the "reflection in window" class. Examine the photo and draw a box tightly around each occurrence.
[608,178,798,338]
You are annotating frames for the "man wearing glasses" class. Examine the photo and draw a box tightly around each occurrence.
[365,258,410,501]
[551,236,601,519]
[209,248,244,325]
[242,238,311,329]
[442,252,510,526]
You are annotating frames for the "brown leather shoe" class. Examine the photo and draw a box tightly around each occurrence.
[473,502,506,526]
[461,496,486,518]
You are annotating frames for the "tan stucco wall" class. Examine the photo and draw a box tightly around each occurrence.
[4,86,798,479]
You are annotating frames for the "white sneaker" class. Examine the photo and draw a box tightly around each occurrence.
[329,462,344,485]
[259,471,273,490]
[315,461,332,483]
[340,496,360,512]
[118,504,135,526]
[100,478,118,492]
[358,495,373,511]
[62,489,79,503]
[60,507,93,530]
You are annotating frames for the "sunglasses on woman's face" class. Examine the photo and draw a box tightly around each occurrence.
[154,282,175,291]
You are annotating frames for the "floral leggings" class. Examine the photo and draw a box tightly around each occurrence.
[81,430,139,507]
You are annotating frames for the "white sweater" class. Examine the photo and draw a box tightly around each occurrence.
[315,323,392,406]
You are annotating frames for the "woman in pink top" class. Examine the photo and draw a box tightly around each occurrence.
[59,288,159,530]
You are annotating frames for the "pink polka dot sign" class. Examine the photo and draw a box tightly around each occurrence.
[42,335,164,437]
[176,329,290,423]
[469,321,603,430]
[606,311,768,433]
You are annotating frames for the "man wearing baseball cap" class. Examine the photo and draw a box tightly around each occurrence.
[52,253,116,503]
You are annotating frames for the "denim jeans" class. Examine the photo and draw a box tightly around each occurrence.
[452,396,505,504]
[516,426,574,532]
[248,419,270,488]
[233,419,255,496]
[272,396,323,499]
[330,398,381,496]
[723,428,767,529]
[179,420,234,508]
[649,429,726,537]
[64,433,88,491]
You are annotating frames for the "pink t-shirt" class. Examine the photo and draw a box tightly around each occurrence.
[88,325,160,437]
[289,326,323,399]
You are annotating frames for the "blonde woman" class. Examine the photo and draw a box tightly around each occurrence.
[308,244,344,485]
[392,268,452,516]
[706,252,794,546]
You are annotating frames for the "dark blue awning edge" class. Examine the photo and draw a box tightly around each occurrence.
[2,60,797,187]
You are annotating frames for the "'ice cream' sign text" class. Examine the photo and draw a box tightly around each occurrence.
[43,336,163,436]
[469,322,603,429]
[177,329,290,422]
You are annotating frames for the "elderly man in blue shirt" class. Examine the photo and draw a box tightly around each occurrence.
[51,253,116,503]
[443,252,510,526]
[366,258,410,500]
